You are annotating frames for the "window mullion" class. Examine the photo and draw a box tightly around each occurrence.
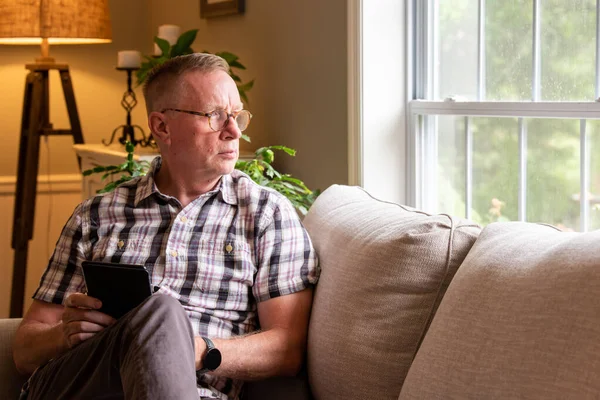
[596,0,600,100]
[430,0,439,100]
[477,0,486,101]
[518,118,527,222]
[532,0,541,101]
[580,119,589,232]
[428,116,439,213]
[409,100,600,119]
[414,0,426,99]
[465,117,473,219]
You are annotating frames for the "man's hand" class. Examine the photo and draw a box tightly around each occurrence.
[62,293,117,348]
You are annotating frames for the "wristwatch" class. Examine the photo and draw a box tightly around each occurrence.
[198,337,222,375]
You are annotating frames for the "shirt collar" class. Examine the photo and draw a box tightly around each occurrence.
[134,156,238,207]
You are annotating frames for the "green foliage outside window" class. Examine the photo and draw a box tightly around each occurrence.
[436,0,600,231]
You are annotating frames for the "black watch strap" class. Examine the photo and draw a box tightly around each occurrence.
[202,336,215,351]
[198,336,222,375]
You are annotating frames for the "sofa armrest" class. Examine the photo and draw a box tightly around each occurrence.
[0,319,27,399]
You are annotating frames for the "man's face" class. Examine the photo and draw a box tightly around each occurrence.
[161,70,243,179]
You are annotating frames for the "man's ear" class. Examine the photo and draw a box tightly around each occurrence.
[148,111,170,145]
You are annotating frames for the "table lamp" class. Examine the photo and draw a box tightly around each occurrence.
[0,0,112,318]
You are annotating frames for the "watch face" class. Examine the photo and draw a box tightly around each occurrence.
[205,348,222,370]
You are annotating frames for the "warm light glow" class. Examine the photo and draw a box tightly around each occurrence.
[0,38,112,45]
[0,1,112,46]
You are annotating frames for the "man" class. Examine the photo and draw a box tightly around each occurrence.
[13,53,320,400]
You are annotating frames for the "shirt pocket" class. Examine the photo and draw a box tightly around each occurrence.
[92,235,153,266]
[190,239,256,303]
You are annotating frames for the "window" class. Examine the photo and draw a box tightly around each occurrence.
[408,0,600,231]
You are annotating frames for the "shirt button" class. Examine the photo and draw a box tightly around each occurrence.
[170,250,178,257]
[180,216,188,223]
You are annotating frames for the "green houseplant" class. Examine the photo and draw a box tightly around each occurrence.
[136,29,254,104]
[85,30,318,215]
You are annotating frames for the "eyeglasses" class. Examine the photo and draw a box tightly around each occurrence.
[161,108,253,132]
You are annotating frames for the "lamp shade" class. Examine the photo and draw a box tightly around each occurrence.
[0,0,112,45]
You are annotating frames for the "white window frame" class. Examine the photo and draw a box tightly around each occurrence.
[407,0,600,231]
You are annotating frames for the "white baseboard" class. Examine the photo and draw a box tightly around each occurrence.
[0,174,82,195]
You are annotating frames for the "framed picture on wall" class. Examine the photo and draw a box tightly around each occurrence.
[200,0,245,18]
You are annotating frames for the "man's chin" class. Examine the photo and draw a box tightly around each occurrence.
[219,161,237,176]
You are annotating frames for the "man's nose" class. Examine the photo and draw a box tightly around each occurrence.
[222,116,242,139]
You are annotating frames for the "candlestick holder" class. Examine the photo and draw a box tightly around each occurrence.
[103,67,155,148]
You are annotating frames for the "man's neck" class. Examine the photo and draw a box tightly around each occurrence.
[154,160,222,208]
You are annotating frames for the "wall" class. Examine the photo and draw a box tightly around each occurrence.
[0,0,150,316]
[0,178,82,316]
[362,0,407,205]
[148,0,349,192]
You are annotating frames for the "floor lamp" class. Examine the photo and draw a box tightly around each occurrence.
[0,1,112,318]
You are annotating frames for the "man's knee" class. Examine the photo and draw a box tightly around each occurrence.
[135,294,186,319]
[123,294,188,330]
[116,294,194,356]
[143,293,182,311]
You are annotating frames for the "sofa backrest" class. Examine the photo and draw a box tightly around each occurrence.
[303,185,481,400]
[400,221,600,399]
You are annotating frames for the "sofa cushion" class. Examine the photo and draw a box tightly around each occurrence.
[0,318,27,400]
[303,185,481,400]
[400,222,600,399]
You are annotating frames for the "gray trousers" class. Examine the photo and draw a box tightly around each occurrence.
[24,294,200,400]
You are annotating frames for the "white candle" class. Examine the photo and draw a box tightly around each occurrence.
[154,24,181,56]
[158,24,181,45]
[117,50,141,68]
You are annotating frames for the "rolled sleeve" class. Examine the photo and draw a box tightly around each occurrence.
[32,203,88,305]
[253,197,320,303]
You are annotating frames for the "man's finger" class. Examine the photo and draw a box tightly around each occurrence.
[63,308,116,327]
[67,332,96,348]
[63,320,105,337]
[65,293,102,309]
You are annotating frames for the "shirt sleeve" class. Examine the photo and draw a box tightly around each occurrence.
[32,202,89,305]
[252,195,320,303]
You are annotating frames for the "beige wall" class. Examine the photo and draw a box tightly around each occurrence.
[0,0,348,317]
[0,178,82,316]
[148,0,349,192]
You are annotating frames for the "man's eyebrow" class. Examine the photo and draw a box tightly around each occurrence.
[202,103,220,112]
[203,103,244,112]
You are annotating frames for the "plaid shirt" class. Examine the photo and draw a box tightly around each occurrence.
[33,157,320,400]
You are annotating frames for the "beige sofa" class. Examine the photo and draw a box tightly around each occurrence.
[2,184,600,399]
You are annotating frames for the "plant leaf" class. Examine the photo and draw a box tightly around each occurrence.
[239,90,249,105]
[171,29,198,57]
[237,79,254,92]
[268,145,296,156]
[154,37,171,57]
[228,60,246,70]
[216,51,239,64]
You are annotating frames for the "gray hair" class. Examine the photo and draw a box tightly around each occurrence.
[143,53,230,113]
